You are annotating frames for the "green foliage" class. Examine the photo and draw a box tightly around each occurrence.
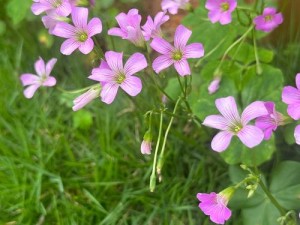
[73,110,94,129]
[229,162,300,225]
[6,0,32,25]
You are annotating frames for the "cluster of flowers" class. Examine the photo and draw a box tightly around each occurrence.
[20,1,291,224]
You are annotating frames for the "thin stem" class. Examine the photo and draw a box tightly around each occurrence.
[150,111,164,192]
[56,84,100,94]
[252,29,262,74]
[258,179,286,216]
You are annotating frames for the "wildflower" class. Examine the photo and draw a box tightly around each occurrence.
[20,57,57,99]
[142,11,169,41]
[203,96,268,152]
[72,86,101,111]
[295,125,300,145]
[282,73,300,120]
[150,25,204,76]
[197,187,234,224]
[141,130,152,155]
[108,9,145,47]
[161,0,190,15]
[88,51,147,104]
[255,102,285,140]
[52,7,102,55]
[42,11,69,34]
[253,7,283,32]
[31,0,72,16]
[205,0,237,25]
[208,77,221,94]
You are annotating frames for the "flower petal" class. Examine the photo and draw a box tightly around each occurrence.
[31,2,51,15]
[124,53,147,76]
[197,192,217,202]
[23,84,40,99]
[237,125,264,148]
[287,103,300,120]
[88,18,102,36]
[42,76,56,86]
[203,115,229,130]
[72,7,88,28]
[150,37,174,54]
[105,51,123,72]
[219,12,232,25]
[211,131,233,152]
[52,22,75,38]
[101,83,119,104]
[208,10,221,23]
[282,86,300,104]
[174,59,191,76]
[20,74,39,86]
[185,43,204,59]
[215,96,240,124]
[152,55,173,74]
[120,76,142,96]
[56,0,72,17]
[241,101,268,124]
[89,68,115,82]
[34,57,46,76]
[294,125,300,145]
[108,28,126,38]
[79,38,94,54]
[60,39,80,55]
[296,73,300,90]
[45,58,57,76]
[174,25,191,49]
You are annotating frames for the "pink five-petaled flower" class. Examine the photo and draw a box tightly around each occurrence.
[161,0,190,15]
[197,191,232,224]
[205,0,237,25]
[88,51,147,104]
[72,86,101,111]
[202,96,268,152]
[253,7,283,32]
[282,73,300,120]
[142,11,169,41]
[31,0,72,16]
[20,57,57,99]
[52,7,102,55]
[255,102,285,140]
[294,125,300,145]
[150,25,204,76]
[108,9,145,47]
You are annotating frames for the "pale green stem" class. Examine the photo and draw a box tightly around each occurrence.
[57,84,100,94]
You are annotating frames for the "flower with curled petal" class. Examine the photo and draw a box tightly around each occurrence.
[254,7,283,32]
[203,96,268,152]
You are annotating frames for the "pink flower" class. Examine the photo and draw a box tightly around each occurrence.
[203,96,268,152]
[108,9,145,47]
[142,11,169,41]
[150,25,204,76]
[42,11,69,34]
[161,0,190,15]
[282,73,300,120]
[88,51,147,104]
[205,0,237,25]
[141,140,152,155]
[20,57,57,99]
[31,0,72,16]
[72,86,101,111]
[255,102,285,140]
[197,192,231,224]
[208,77,221,94]
[52,7,102,55]
[295,125,300,145]
[254,7,283,32]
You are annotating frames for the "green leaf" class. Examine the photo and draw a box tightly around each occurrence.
[6,0,32,25]
[220,136,275,166]
[73,110,93,130]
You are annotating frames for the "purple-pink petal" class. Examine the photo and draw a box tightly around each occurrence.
[72,7,88,28]
[241,101,268,124]
[150,38,174,54]
[60,39,80,55]
[108,28,126,38]
[294,125,300,145]
[203,115,229,130]
[42,76,56,86]
[120,76,142,96]
[31,2,51,15]
[20,74,39,86]
[89,68,114,82]
[296,73,300,90]
[24,84,40,99]
[56,1,72,17]
[87,18,102,36]
[72,88,100,111]
[287,104,300,120]
[101,83,119,104]
[174,25,191,49]
[34,57,46,76]
[52,22,75,38]
[215,96,240,123]
[208,10,221,23]
[185,43,204,58]
[152,55,173,74]
[174,59,191,76]
[237,125,264,148]
[78,38,94,54]
[282,86,300,104]
[124,53,147,76]
[105,51,124,72]
[45,58,57,76]
[211,131,233,152]
[219,12,232,25]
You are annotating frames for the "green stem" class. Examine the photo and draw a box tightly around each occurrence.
[56,84,100,94]
[150,111,164,192]
[258,179,286,216]
[156,97,181,174]
[252,29,262,74]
